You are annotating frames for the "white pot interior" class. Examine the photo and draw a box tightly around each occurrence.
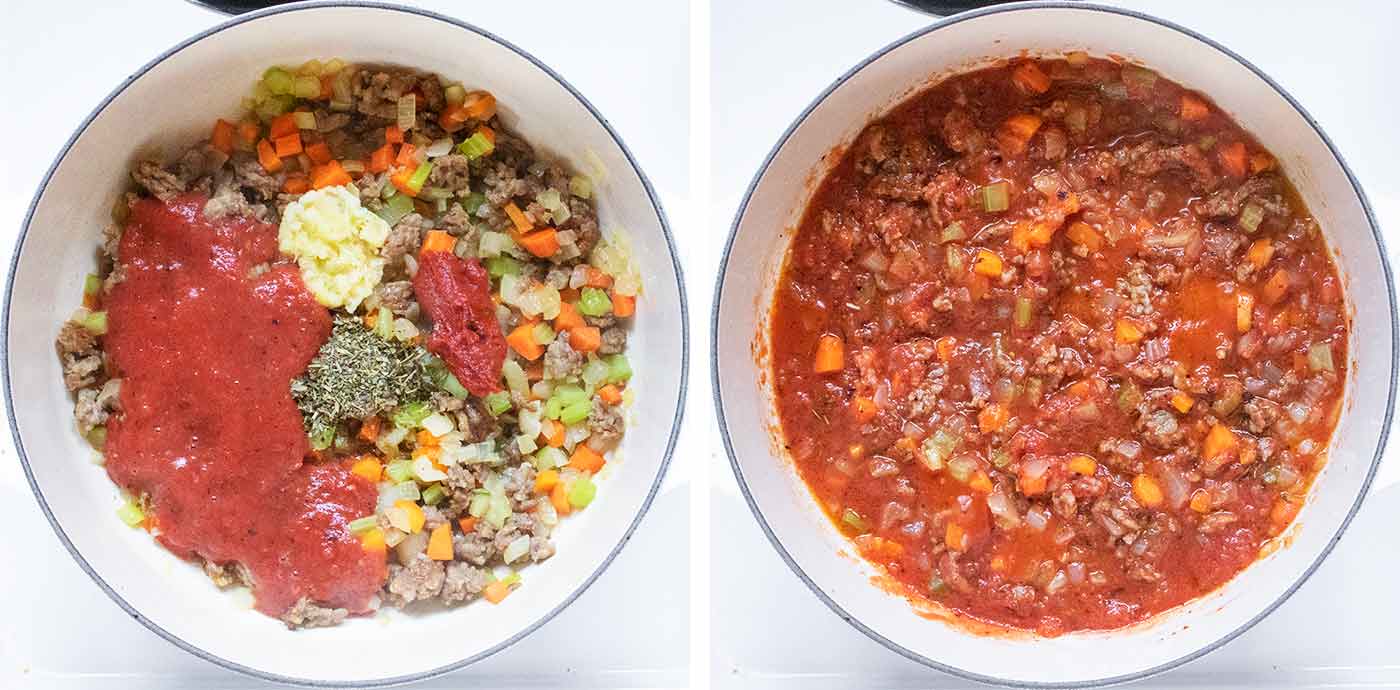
[7,4,684,685]
[715,5,1392,686]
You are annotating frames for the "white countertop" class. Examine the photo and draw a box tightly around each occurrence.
[0,1,694,688]
[708,1,1400,688]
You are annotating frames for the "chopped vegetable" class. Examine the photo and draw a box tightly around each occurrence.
[996,115,1042,156]
[1307,343,1335,372]
[211,119,236,155]
[604,354,632,383]
[569,445,605,474]
[577,287,613,317]
[426,523,453,560]
[973,249,1003,277]
[1204,424,1238,462]
[507,322,546,360]
[569,326,602,353]
[1239,202,1265,233]
[256,139,282,173]
[350,456,382,482]
[982,181,1011,212]
[1237,291,1255,332]
[841,508,867,533]
[485,391,512,416]
[813,334,844,374]
[420,230,456,254]
[567,474,597,508]
[516,229,560,258]
[1180,93,1210,121]
[978,403,1009,433]
[1115,318,1144,344]
[1067,455,1098,476]
[1132,474,1164,508]
[310,161,351,190]
[1011,62,1051,94]
[116,496,145,527]
[457,130,495,159]
[1219,141,1248,177]
[612,293,636,318]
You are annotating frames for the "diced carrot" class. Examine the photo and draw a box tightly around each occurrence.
[1019,470,1048,497]
[582,266,614,289]
[1065,221,1103,252]
[358,416,381,442]
[569,445,606,474]
[256,139,282,173]
[384,124,404,144]
[368,144,394,173]
[305,141,333,165]
[969,471,993,493]
[1219,141,1248,177]
[973,249,1004,277]
[462,90,497,120]
[1170,391,1195,413]
[504,202,533,233]
[281,175,309,195]
[945,522,968,551]
[569,326,602,353]
[977,402,1009,433]
[395,143,418,168]
[852,396,877,423]
[394,500,426,533]
[1011,61,1051,94]
[612,293,636,318]
[1269,497,1300,529]
[458,517,478,533]
[516,229,560,258]
[360,528,386,553]
[237,120,260,145]
[350,456,382,482]
[1115,318,1144,344]
[990,556,1007,572]
[1236,291,1255,332]
[507,322,545,360]
[426,524,453,561]
[541,419,565,447]
[1067,455,1098,476]
[534,468,560,494]
[936,336,956,362]
[211,119,236,155]
[813,334,844,373]
[421,230,456,254]
[476,125,496,144]
[554,302,586,332]
[1261,269,1291,304]
[559,287,581,303]
[1132,474,1164,508]
[853,534,905,560]
[1204,424,1238,462]
[437,102,471,132]
[269,113,298,139]
[1250,152,1276,174]
[598,384,623,405]
[1180,93,1210,121]
[310,161,351,189]
[1246,238,1274,270]
[415,429,440,448]
[996,113,1043,155]
[550,481,572,515]
[1189,489,1212,514]
[389,166,418,197]
[273,132,303,157]
[482,580,511,604]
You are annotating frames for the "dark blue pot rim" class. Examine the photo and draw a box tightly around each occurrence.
[2,1,688,687]
[711,2,1396,687]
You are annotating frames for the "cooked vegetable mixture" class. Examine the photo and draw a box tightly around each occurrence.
[55,59,640,628]
[771,55,1348,635]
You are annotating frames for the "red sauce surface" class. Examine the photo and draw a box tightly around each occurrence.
[104,195,386,617]
[770,57,1347,634]
[413,249,506,396]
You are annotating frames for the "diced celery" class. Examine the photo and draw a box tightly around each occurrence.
[376,191,415,226]
[116,497,145,527]
[309,426,335,450]
[444,84,466,107]
[348,515,379,534]
[516,434,538,454]
[421,484,446,506]
[940,222,966,243]
[477,231,514,258]
[841,508,867,532]
[420,186,452,202]
[256,94,296,122]
[485,255,521,278]
[262,67,294,95]
[569,175,592,199]
[457,131,494,159]
[1014,297,1033,328]
[947,455,977,483]
[82,311,108,335]
[581,358,610,389]
[567,475,597,508]
[385,459,414,484]
[485,493,511,528]
[982,182,1010,213]
[391,400,432,429]
[577,287,613,316]
[83,273,101,296]
[292,75,321,99]
[1239,203,1264,233]
[604,354,632,384]
[560,399,592,426]
[485,391,512,416]
[406,161,433,195]
[86,425,107,451]
[292,111,317,130]
[990,448,1012,469]
[502,360,528,396]
[440,373,469,399]
[462,192,487,215]
[534,446,567,470]
[532,322,556,345]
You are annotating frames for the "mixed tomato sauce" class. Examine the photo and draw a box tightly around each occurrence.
[770,56,1348,634]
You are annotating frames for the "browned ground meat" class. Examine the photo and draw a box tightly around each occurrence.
[280,598,348,629]
[131,160,185,202]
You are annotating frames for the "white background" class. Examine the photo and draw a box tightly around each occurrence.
[0,1,694,688]
[4,0,1400,688]
[708,1,1400,688]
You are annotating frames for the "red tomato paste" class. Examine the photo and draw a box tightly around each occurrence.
[412,249,506,396]
[103,195,385,618]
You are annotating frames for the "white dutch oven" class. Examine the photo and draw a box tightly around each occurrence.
[714,2,1394,686]
[4,2,686,686]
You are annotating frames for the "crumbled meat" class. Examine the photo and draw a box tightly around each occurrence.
[131,160,185,202]
[451,529,492,566]
[74,378,121,432]
[440,562,488,604]
[203,560,252,588]
[543,337,584,380]
[385,554,445,606]
[1243,398,1282,434]
[427,154,472,196]
[586,398,624,448]
[372,280,417,316]
[598,327,627,355]
[232,157,281,201]
[381,213,427,274]
[941,108,985,154]
[56,321,97,356]
[62,353,103,391]
[279,598,349,629]
[1125,141,1218,191]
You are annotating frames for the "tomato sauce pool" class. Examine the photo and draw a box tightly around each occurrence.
[103,195,385,617]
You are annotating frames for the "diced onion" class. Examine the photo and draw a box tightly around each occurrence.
[421,413,454,437]
[503,535,531,564]
[1025,507,1049,532]
[425,137,454,158]
[412,456,448,482]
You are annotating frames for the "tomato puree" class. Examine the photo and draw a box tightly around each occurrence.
[412,249,506,396]
[103,195,385,618]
